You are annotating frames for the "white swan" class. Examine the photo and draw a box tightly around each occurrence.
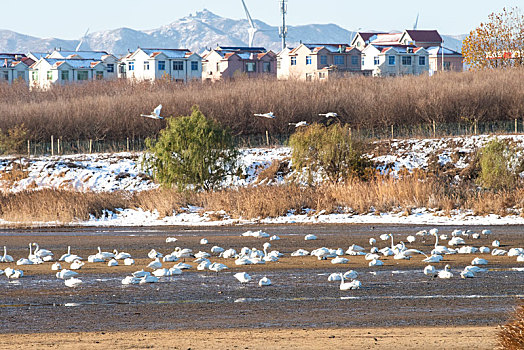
[56,269,78,279]
[33,243,53,261]
[166,237,178,243]
[197,260,211,270]
[141,104,163,119]
[328,273,342,281]
[339,273,361,290]
[211,246,225,255]
[254,112,276,119]
[51,262,62,271]
[343,270,358,280]
[2,246,14,263]
[147,258,162,269]
[5,267,23,279]
[16,258,33,266]
[270,235,280,241]
[96,247,115,260]
[424,265,437,277]
[492,240,500,247]
[132,270,150,278]
[460,269,475,279]
[369,238,377,245]
[124,258,135,266]
[139,275,159,284]
[438,264,453,279]
[70,260,85,270]
[107,259,119,267]
[471,257,488,265]
[209,262,228,273]
[331,256,349,264]
[59,246,72,262]
[199,238,209,245]
[407,235,416,243]
[304,234,317,241]
[369,258,384,266]
[113,250,131,260]
[152,268,172,277]
[258,276,272,286]
[234,272,252,283]
[64,277,83,287]
[122,276,141,285]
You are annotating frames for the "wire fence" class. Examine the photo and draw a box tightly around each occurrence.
[18,119,524,156]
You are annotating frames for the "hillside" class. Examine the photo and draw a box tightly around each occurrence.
[0,9,464,55]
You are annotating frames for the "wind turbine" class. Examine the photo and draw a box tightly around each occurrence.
[413,13,419,30]
[75,28,90,52]
[241,0,257,47]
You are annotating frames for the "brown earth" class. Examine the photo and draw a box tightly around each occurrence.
[0,326,498,350]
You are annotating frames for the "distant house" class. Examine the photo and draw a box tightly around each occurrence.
[119,48,202,82]
[29,58,108,89]
[427,46,464,74]
[47,50,118,79]
[202,46,277,81]
[278,43,362,80]
[0,53,34,84]
[352,29,463,73]
[361,45,429,76]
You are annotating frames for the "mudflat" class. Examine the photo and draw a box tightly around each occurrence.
[0,326,497,350]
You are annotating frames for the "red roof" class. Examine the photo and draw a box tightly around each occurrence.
[357,32,387,42]
[405,30,442,43]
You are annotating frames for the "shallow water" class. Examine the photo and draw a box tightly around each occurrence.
[1,224,523,333]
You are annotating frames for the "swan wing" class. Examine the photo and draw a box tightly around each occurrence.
[153,104,162,116]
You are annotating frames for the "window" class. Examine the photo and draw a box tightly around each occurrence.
[361,57,365,66]
[61,70,69,81]
[158,61,166,71]
[107,63,114,73]
[388,55,396,65]
[351,55,359,66]
[320,55,327,65]
[277,59,281,69]
[263,61,270,73]
[246,62,256,72]
[334,55,344,65]
[77,70,88,81]
[144,61,150,70]
[191,61,199,71]
[356,41,361,47]
[444,62,451,71]
[419,56,426,66]
[173,61,183,71]
[291,57,296,65]
[306,56,312,65]
[47,71,53,80]
[128,61,134,71]
[95,71,104,80]
[32,71,38,81]
[402,56,412,65]
[319,72,325,79]
[374,56,380,65]
[17,71,25,80]
[2,71,8,81]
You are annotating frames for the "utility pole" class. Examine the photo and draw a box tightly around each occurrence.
[279,0,288,50]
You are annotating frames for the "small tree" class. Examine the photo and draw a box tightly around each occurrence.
[476,138,520,191]
[0,124,28,171]
[463,7,524,70]
[289,123,373,184]
[143,106,238,191]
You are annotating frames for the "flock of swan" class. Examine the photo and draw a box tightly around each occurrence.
[1,227,523,291]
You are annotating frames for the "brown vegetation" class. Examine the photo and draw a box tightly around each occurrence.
[3,174,524,224]
[0,68,523,144]
[498,301,524,350]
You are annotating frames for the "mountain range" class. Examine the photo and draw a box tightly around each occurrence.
[0,9,466,56]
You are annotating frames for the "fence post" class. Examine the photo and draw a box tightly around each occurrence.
[57,138,60,155]
[390,125,394,139]
[515,119,518,134]
[432,120,436,138]
[126,137,129,152]
[265,130,270,147]
[27,140,30,157]
[51,135,54,156]
[89,139,93,154]
[474,121,478,135]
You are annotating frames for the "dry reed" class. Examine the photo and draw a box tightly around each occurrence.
[0,68,523,144]
[498,301,524,350]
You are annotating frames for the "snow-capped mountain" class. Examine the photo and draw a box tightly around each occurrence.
[0,9,464,56]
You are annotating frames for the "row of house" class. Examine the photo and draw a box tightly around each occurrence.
[0,29,463,87]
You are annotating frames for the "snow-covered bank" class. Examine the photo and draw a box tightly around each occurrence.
[2,134,524,227]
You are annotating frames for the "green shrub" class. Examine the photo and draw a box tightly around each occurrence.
[142,106,238,191]
[289,123,373,184]
[476,138,521,191]
[0,124,27,155]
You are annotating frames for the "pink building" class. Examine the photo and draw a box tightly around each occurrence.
[202,46,277,81]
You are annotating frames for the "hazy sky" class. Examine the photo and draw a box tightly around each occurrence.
[4,0,521,39]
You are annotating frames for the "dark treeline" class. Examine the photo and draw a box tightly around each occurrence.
[0,68,523,142]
